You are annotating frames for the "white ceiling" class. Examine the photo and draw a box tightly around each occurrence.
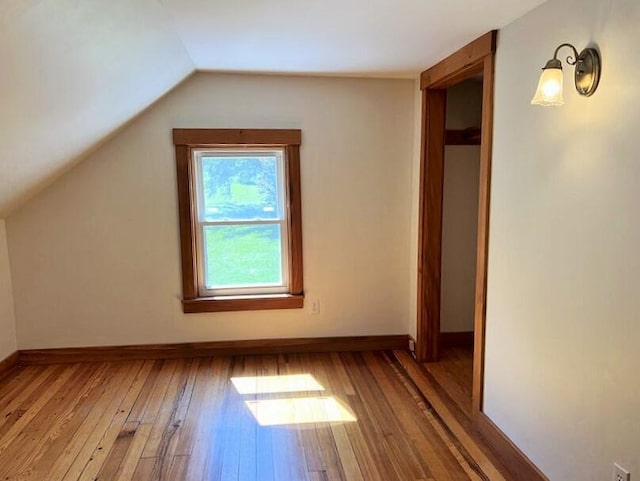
[161,0,546,76]
[0,0,194,216]
[0,0,547,216]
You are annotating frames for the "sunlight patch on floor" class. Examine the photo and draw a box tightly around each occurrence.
[245,396,357,426]
[231,374,325,395]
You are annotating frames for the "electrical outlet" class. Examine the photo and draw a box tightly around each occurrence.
[408,338,417,358]
[310,299,320,315]
[614,463,630,481]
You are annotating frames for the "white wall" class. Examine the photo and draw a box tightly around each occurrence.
[0,220,17,360]
[485,0,640,479]
[6,72,415,349]
[441,81,482,333]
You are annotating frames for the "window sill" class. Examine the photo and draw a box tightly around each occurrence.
[182,293,304,313]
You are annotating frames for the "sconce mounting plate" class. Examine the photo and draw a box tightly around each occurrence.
[575,48,600,97]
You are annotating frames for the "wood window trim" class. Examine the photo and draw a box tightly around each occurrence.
[173,128,304,313]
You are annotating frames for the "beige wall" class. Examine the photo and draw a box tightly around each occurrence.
[408,83,422,340]
[486,0,640,479]
[0,220,17,360]
[7,72,415,349]
[441,81,482,333]
[441,146,480,333]
[445,80,483,130]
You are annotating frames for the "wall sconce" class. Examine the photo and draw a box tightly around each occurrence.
[531,43,601,106]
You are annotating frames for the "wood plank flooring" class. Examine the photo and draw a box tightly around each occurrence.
[421,345,474,420]
[0,351,506,481]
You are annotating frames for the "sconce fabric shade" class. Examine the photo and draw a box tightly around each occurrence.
[531,66,564,106]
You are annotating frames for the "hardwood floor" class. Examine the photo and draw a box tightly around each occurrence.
[0,351,506,481]
[421,345,474,421]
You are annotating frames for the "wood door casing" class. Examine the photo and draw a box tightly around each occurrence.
[416,31,496,418]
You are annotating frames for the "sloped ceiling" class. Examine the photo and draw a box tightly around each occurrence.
[0,0,547,216]
[0,0,194,216]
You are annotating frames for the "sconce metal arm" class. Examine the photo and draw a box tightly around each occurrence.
[553,43,579,65]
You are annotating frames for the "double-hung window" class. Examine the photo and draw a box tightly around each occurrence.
[193,148,289,296]
[173,129,304,313]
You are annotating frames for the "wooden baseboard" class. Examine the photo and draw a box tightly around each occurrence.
[19,335,409,365]
[393,349,547,481]
[440,331,474,347]
[476,412,548,481]
[0,351,19,381]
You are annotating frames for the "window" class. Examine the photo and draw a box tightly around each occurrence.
[193,148,289,296]
[173,129,304,313]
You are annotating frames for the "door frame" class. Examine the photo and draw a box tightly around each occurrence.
[416,31,496,417]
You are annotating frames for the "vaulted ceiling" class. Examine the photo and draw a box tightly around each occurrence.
[0,0,547,216]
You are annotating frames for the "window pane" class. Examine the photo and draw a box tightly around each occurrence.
[200,155,280,221]
[204,225,283,288]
